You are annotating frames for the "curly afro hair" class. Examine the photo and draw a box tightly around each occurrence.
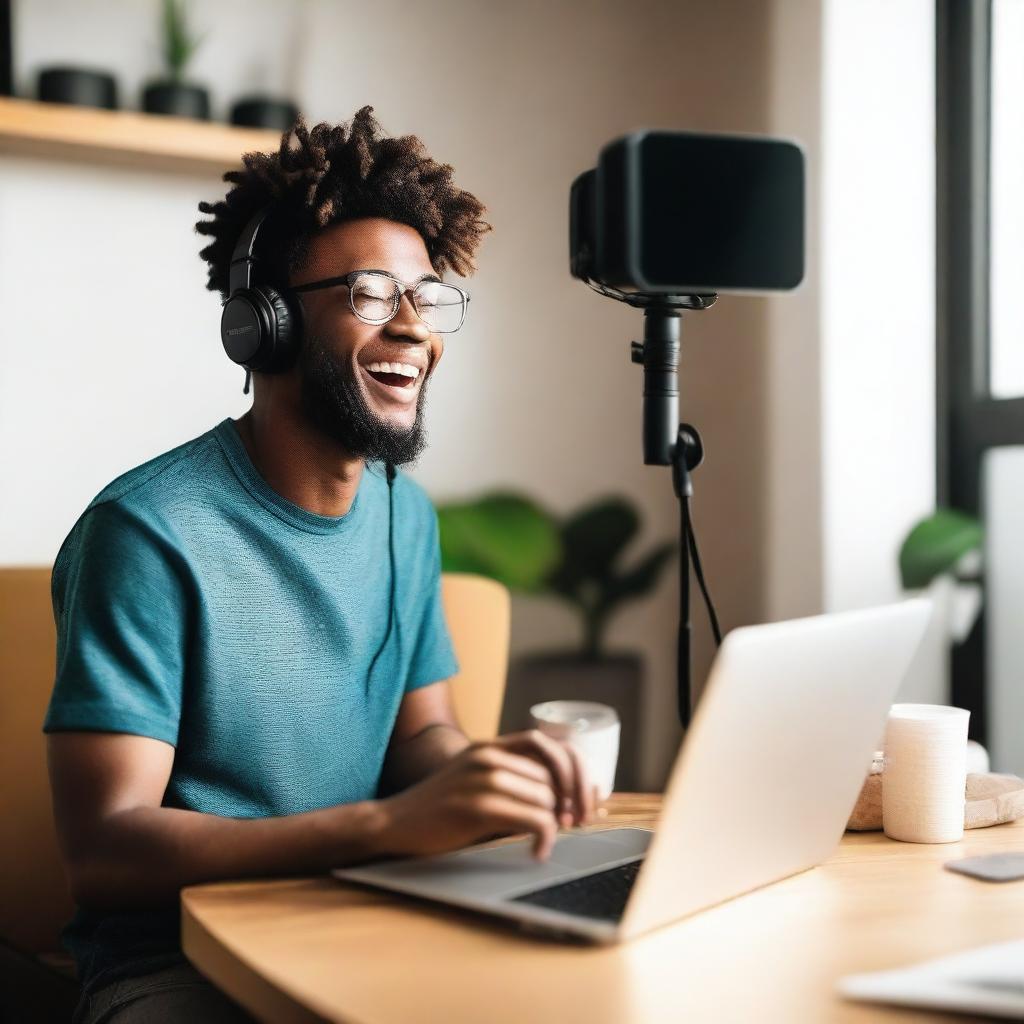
[195,106,491,302]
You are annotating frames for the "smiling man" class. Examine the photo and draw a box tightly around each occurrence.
[43,108,594,1024]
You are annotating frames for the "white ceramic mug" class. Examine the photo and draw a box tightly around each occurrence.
[529,700,620,801]
[882,703,970,844]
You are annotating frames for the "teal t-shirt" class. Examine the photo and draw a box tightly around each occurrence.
[43,417,459,992]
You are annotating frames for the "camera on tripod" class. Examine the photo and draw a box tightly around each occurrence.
[569,129,805,303]
[568,128,805,729]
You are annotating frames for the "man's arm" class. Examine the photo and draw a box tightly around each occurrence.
[51,718,597,912]
[378,679,472,795]
[47,732,391,911]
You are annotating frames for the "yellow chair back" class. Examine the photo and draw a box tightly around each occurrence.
[0,567,508,954]
[0,567,67,953]
[439,572,510,740]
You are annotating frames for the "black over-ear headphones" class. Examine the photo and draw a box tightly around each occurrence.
[220,205,303,375]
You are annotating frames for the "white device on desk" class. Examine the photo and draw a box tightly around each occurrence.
[839,939,1024,1018]
[333,598,932,944]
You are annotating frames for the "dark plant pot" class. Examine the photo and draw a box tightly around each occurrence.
[230,94,300,131]
[499,650,645,792]
[1,2,14,96]
[142,80,210,120]
[37,66,118,109]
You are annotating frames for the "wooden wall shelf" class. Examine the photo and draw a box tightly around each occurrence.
[0,96,281,176]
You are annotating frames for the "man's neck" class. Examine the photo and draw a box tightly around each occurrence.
[234,405,364,518]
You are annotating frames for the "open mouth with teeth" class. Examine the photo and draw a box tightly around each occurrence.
[363,361,421,390]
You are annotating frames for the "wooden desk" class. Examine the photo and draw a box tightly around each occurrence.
[182,793,1024,1023]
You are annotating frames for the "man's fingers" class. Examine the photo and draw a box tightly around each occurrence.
[497,731,586,826]
[558,737,596,826]
[468,745,553,787]
[483,767,558,813]
[475,795,558,860]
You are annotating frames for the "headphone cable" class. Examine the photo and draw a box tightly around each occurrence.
[363,461,398,696]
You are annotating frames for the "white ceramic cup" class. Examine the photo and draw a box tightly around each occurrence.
[529,700,620,801]
[882,703,970,844]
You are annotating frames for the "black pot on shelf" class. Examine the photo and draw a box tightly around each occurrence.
[142,80,210,120]
[230,95,300,131]
[37,66,118,109]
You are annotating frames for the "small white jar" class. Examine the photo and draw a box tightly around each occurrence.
[882,703,970,844]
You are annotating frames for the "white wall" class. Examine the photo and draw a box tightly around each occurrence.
[759,0,936,625]
[984,447,1024,775]
[764,0,824,622]
[2,0,942,786]
[986,0,1024,774]
[990,0,1024,398]
[2,0,779,789]
[820,0,936,612]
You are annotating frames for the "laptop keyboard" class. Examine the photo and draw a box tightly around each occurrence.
[509,858,643,922]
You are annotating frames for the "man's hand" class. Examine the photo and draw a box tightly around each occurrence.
[377,729,598,862]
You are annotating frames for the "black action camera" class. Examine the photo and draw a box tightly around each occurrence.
[569,130,805,297]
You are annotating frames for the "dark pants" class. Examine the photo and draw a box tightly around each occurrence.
[72,961,255,1023]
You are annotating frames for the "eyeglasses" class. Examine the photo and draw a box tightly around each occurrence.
[290,269,470,334]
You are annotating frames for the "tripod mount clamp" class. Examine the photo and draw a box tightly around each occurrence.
[671,424,704,499]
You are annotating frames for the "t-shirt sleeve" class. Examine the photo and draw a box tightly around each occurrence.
[43,501,188,746]
[404,504,460,693]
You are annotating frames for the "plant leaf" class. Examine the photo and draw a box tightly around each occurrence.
[162,0,201,78]
[899,508,983,589]
[597,541,677,614]
[552,498,639,598]
[437,493,561,593]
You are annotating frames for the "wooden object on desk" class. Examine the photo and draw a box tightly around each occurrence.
[0,95,280,175]
[182,792,1024,1023]
[847,771,1024,831]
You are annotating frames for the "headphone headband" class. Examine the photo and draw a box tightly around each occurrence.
[220,204,301,376]
[228,206,272,296]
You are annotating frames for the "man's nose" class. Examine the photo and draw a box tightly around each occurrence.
[385,293,430,341]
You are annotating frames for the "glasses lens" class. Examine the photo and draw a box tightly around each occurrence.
[414,281,466,333]
[350,274,400,323]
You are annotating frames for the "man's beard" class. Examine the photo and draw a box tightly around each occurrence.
[298,329,429,468]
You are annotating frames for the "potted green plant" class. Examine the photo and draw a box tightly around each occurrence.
[142,0,210,120]
[437,492,676,790]
[896,507,983,706]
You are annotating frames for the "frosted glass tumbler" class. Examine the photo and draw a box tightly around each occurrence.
[882,703,970,844]
[529,700,620,801]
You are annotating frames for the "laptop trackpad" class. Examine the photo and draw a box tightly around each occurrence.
[338,840,576,899]
[334,829,653,902]
[549,829,653,869]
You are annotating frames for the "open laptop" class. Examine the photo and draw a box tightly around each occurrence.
[333,598,932,945]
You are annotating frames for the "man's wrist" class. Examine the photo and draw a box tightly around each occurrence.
[322,798,397,867]
[380,723,471,794]
[365,795,404,859]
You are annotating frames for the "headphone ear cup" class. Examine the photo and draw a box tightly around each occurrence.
[221,289,269,368]
[258,285,302,373]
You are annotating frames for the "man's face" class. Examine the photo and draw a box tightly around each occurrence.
[289,218,446,467]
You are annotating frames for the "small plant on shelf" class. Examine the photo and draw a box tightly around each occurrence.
[142,0,211,121]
